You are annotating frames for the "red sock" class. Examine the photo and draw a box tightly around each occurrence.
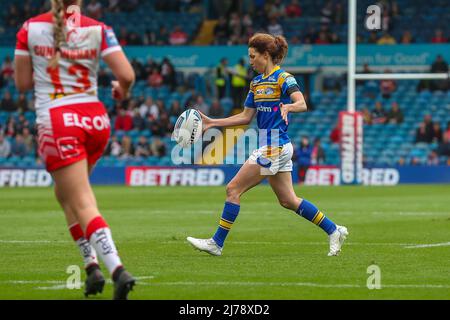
[86,216,109,241]
[69,223,84,241]
[68,223,99,268]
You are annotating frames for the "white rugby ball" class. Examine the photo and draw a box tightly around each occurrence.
[172,109,203,147]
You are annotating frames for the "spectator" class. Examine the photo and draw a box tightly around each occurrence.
[98,68,110,87]
[231,58,248,108]
[320,1,333,25]
[311,138,326,165]
[215,58,230,99]
[118,27,129,46]
[208,99,224,118]
[3,118,17,137]
[386,102,404,124]
[143,30,156,45]
[267,17,283,36]
[431,29,447,43]
[268,0,286,19]
[427,150,439,165]
[329,32,341,44]
[195,95,209,115]
[155,26,169,45]
[286,0,302,18]
[114,108,133,131]
[107,0,120,12]
[11,134,27,157]
[372,101,387,124]
[415,122,432,143]
[229,13,243,40]
[361,107,372,125]
[159,112,173,137]
[6,5,21,28]
[0,134,11,158]
[430,55,449,91]
[1,92,17,112]
[213,17,230,45]
[400,30,414,44]
[105,135,122,157]
[1,56,14,80]
[22,127,34,154]
[148,69,164,88]
[161,58,177,91]
[86,0,103,20]
[139,97,156,118]
[380,70,397,99]
[334,2,344,25]
[132,109,146,131]
[151,137,166,158]
[330,124,340,144]
[120,136,134,159]
[377,32,396,44]
[367,32,379,44]
[431,123,443,144]
[127,32,143,45]
[296,137,313,183]
[169,26,188,45]
[423,114,434,137]
[437,130,450,157]
[169,100,184,118]
[135,136,151,157]
[315,31,330,44]
[445,121,450,139]
[16,94,29,113]
[147,114,162,136]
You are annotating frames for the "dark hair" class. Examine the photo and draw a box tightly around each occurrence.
[248,33,288,65]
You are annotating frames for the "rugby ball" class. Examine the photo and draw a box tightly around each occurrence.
[172,109,203,147]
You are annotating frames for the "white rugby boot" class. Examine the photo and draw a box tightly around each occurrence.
[187,237,222,256]
[328,225,349,256]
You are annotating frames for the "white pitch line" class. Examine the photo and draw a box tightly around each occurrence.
[404,242,450,249]
[164,240,414,246]
[148,281,450,289]
[0,240,70,244]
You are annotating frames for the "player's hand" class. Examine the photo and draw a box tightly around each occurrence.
[111,81,128,101]
[197,110,214,132]
[280,103,291,125]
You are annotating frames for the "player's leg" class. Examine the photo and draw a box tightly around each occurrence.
[187,161,266,255]
[268,171,348,256]
[54,182,105,296]
[51,159,134,299]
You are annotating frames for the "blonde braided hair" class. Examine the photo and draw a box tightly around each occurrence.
[49,0,81,68]
[48,0,65,68]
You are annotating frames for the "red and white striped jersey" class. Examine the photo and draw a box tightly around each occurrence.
[15,12,121,116]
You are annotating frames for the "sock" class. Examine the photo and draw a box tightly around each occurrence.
[296,200,337,235]
[69,223,99,269]
[212,202,240,248]
[86,216,123,276]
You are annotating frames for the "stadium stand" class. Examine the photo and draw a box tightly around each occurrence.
[0,0,449,168]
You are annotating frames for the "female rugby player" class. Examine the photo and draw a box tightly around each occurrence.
[15,0,135,299]
[187,33,348,257]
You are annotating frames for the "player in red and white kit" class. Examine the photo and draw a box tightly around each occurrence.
[14,0,136,300]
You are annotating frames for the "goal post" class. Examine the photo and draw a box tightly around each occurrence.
[341,0,450,185]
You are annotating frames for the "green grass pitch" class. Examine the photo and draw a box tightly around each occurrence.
[0,185,449,300]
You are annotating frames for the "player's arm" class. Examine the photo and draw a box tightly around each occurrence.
[103,51,135,100]
[14,55,33,93]
[14,21,33,93]
[279,74,307,124]
[199,107,256,131]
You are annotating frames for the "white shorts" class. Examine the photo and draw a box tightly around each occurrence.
[248,142,293,175]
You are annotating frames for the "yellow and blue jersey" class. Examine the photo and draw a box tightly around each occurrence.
[244,66,301,146]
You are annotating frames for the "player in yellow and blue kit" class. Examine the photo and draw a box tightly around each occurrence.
[187,33,348,256]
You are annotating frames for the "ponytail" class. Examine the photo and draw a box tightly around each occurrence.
[49,0,66,69]
[248,33,289,65]
[273,35,288,65]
